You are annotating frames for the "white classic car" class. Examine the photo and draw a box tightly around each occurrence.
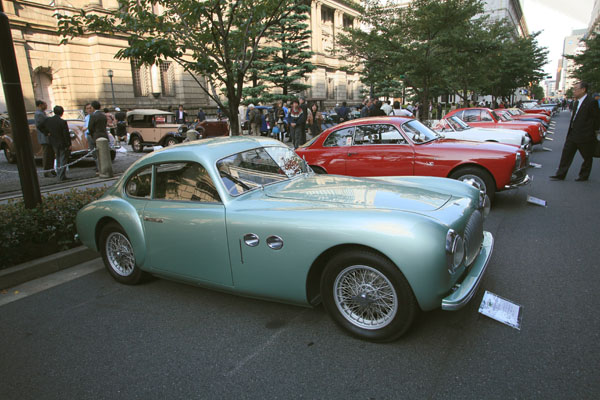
[428,116,531,151]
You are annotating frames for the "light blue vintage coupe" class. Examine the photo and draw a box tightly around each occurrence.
[76,137,493,341]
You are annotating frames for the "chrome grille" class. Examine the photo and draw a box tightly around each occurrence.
[464,210,483,266]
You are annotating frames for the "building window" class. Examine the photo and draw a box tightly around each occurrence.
[347,81,354,100]
[343,15,354,29]
[326,77,335,99]
[159,62,176,97]
[131,61,151,97]
[321,6,334,24]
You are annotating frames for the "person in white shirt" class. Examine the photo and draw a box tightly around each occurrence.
[391,101,414,117]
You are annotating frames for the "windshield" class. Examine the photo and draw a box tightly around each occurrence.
[401,120,440,143]
[447,116,470,131]
[497,111,513,121]
[300,133,322,148]
[217,146,310,196]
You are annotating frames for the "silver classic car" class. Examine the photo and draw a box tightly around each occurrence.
[76,137,493,341]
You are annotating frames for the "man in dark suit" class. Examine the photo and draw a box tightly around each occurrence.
[42,106,71,181]
[551,81,600,181]
[88,100,108,172]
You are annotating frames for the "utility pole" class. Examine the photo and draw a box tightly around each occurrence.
[0,4,42,208]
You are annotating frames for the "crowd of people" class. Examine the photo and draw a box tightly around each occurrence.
[33,99,123,181]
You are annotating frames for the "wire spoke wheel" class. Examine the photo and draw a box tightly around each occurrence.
[333,265,398,330]
[105,232,136,277]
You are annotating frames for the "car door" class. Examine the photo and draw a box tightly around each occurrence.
[142,161,233,286]
[317,126,355,174]
[345,123,415,177]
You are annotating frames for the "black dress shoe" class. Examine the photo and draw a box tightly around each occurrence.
[549,175,565,180]
[575,177,588,181]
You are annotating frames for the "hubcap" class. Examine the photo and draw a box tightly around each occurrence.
[458,174,487,195]
[105,232,135,276]
[333,265,398,330]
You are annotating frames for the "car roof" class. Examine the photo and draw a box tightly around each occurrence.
[329,116,414,127]
[129,136,285,170]
[127,109,174,116]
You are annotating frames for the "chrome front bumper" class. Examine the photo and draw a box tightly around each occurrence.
[504,174,531,190]
[441,231,494,311]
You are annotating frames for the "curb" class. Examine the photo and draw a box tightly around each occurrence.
[0,246,100,290]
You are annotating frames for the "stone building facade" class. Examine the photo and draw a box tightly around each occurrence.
[0,0,364,114]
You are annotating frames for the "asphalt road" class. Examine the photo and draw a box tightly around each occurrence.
[1,110,599,399]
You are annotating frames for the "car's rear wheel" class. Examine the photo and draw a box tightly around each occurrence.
[99,222,144,285]
[449,166,495,202]
[321,250,418,342]
[310,165,327,174]
[131,136,143,153]
[3,146,16,163]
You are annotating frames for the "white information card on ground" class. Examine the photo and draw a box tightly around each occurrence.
[478,291,522,330]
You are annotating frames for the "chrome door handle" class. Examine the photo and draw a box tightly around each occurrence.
[244,233,259,247]
[143,217,164,223]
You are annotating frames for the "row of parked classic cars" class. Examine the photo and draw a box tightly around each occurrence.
[71,101,557,342]
[0,101,554,342]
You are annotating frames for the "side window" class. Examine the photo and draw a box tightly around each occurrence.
[125,166,152,199]
[462,110,481,122]
[480,111,493,121]
[154,162,221,203]
[323,127,354,147]
[354,124,406,145]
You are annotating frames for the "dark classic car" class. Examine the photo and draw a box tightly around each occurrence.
[295,116,530,202]
[0,111,117,163]
[76,137,493,342]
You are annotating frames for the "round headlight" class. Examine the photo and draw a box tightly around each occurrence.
[446,229,465,274]
[452,236,465,270]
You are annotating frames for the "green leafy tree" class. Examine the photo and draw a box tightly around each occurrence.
[339,0,491,119]
[567,35,600,91]
[530,84,545,100]
[244,2,315,105]
[57,0,298,135]
[482,31,548,102]
[444,18,512,107]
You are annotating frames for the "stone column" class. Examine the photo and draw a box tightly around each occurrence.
[315,2,322,53]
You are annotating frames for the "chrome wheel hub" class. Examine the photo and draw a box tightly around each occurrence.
[333,265,398,330]
[106,232,135,276]
[459,174,487,194]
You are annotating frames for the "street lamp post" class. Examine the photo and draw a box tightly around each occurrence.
[107,69,116,107]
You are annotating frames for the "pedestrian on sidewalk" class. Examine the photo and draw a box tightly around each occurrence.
[114,107,127,145]
[34,100,55,177]
[42,106,71,181]
[288,99,306,148]
[551,81,600,181]
[88,101,108,174]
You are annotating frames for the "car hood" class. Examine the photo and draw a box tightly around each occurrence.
[263,175,452,212]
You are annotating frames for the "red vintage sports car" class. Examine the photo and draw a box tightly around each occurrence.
[497,108,550,124]
[445,107,545,145]
[295,116,530,201]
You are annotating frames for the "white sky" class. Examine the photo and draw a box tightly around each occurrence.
[521,0,594,76]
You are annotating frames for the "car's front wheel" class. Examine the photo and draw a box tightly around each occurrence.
[165,137,178,146]
[99,222,144,285]
[321,250,418,342]
[449,166,496,202]
[130,135,143,153]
